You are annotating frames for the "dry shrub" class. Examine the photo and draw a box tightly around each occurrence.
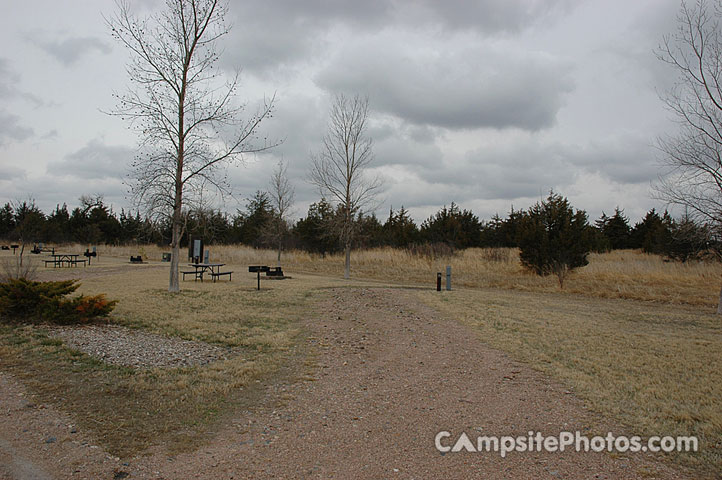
[0,256,38,282]
[476,247,516,264]
[405,242,455,260]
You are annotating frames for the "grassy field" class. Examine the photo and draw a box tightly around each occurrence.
[0,257,352,455]
[0,246,720,475]
[99,243,721,309]
[421,288,721,474]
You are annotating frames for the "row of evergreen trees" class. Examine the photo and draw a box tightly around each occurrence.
[0,193,718,262]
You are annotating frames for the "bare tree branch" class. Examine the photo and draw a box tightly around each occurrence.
[309,94,383,278]
[654,0,722,313]
[107,0,277,292]
[268,158,295,266]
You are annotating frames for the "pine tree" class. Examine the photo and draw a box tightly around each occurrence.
[517,192,592,288]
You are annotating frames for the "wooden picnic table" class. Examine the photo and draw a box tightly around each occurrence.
[45,253,86,268]
[182,263,231,282]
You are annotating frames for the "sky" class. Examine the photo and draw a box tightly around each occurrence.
[0,0,686,225]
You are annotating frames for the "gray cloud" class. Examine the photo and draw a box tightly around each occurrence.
[316,36,574,131]
[39,129,58,141]
[49,139,134,180]
[419,141,576,201]
[0,165,27,182]
[569,135,658,185]
[221,0,576,74]
[399,0,577,34]
[220,0,392,74]
[0,110,34,145]
[30,35,112,66]
[0,58,44,106]
[0,59,20,99]
[395,132,658,208]
[370,119,444,167]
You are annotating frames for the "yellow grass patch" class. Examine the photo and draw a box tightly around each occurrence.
[80,244,721,309]
[421,287,722,475]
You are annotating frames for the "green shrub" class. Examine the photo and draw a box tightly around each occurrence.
[517,192,593,288]
[0,278,116,324]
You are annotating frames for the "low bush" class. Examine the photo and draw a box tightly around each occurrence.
[0,257,39,282]
[0,278,117,325]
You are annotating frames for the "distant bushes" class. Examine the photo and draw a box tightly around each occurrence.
[0,278,116,325]
[405,242,455,260]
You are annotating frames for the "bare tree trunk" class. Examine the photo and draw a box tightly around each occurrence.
[169,216,181,293]
[277,242,282,267]
[717,284,722,315]
[344,242,351,279]
[169,179,183,292]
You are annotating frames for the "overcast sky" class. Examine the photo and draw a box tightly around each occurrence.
[0,0,684,224]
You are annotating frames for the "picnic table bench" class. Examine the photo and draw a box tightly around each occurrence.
[210,271,233,282]
[182,263,232,282]
[45,254,86,268]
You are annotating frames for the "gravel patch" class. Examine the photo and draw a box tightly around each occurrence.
[45,324,235,369]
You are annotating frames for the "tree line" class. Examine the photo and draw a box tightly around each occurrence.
[1,193,718,264]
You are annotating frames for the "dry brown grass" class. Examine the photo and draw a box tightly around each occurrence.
[0,254,351,456]
[1,246,719,474]
[84,244,721,310]
[421,288,722,475]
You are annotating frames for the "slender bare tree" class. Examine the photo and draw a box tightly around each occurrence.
[107,0,275,292]
[268,159,295,267]
[309,94,382,279]
[655,0,722,313]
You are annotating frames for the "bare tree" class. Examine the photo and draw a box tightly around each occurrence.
[309,94,382,279]
[268,159,295,267]
[107,0,275,292]
[655,0,722,313]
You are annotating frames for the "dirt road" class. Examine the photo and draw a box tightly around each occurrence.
[0,288,683,479]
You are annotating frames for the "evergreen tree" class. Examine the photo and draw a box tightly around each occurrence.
[517,192,592,288]
[119,209,144,244]
[382,206,419,247]
[235,191,275,247]
[0,203,15,239]
[294,199,339,255]
[630,209,671,254]
[603,207,631,249]
[356,212,384,248]
[45,204,70,243]
[419,202,481,249]
[665,215,712,262]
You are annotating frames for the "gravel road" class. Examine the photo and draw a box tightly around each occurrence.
[0,287,684,479]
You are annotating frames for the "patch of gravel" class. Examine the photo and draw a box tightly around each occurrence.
[45,324,235,369]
